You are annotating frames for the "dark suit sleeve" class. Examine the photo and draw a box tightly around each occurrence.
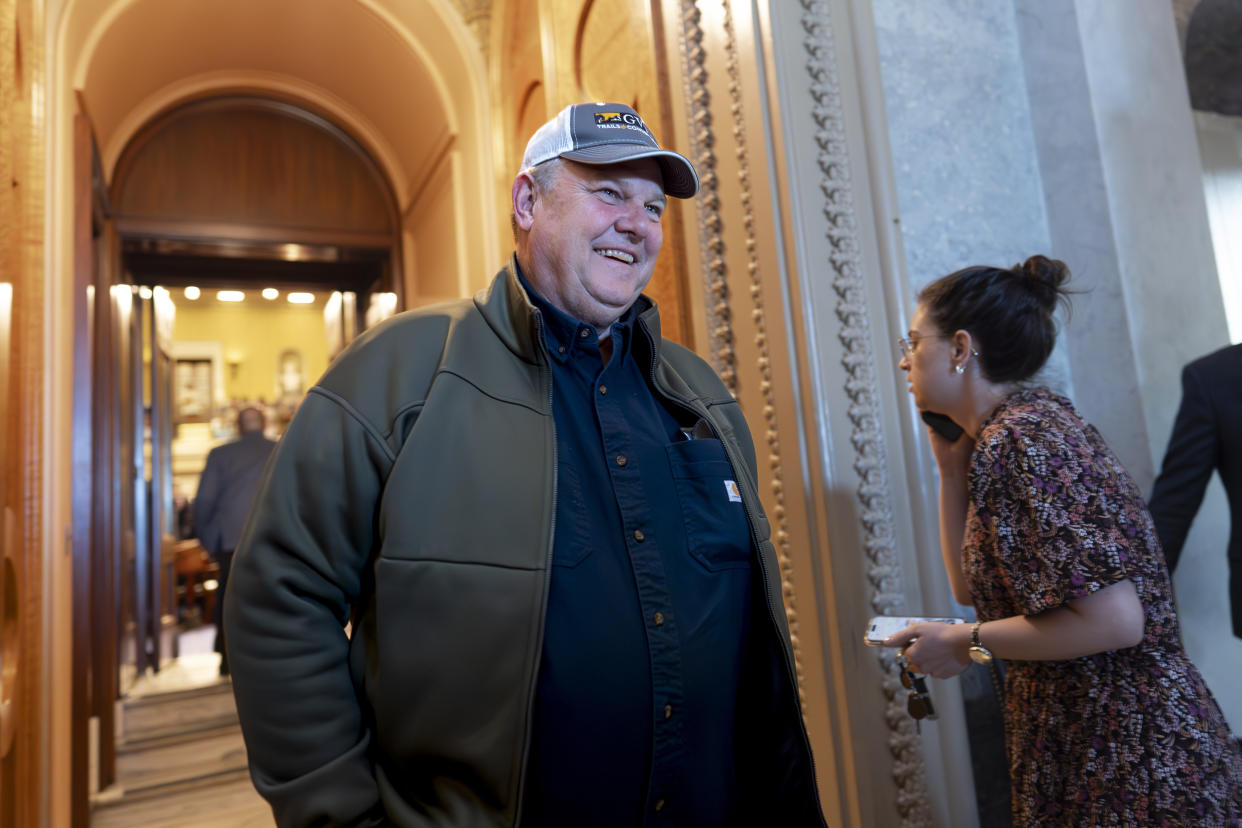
[194,447,224,556]
[1148,363,1219,571]
[224,389,394,827]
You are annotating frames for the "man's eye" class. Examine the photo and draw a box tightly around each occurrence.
[598,188,620,199]
[646,204,664,218]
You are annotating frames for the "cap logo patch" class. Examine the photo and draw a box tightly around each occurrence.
[593,111,651,133]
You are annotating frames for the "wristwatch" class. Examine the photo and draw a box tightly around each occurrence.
[968,621,993,665]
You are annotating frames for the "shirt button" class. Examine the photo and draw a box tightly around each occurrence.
[633,529,644,542]
[664,704,673,719]
[579,328,590,338]
[653,611,664,626]
[557,345,566,354]
[654,799,665,812]
[615,455,627,467]
[599,385,607,395]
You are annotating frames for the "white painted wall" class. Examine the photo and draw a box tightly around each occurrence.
[1196,110,1242,345]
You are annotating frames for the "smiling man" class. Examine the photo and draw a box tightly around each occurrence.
[225,102,826,828]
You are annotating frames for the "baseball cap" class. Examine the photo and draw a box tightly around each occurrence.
[519,102,699,198]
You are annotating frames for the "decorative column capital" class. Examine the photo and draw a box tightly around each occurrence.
[447,0,492,57]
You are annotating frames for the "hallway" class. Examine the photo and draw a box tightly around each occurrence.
[4,0,1240,825]
[90,631,272,827]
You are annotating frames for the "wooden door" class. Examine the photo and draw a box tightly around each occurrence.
[71,102,123,824]
[114,284,141,695]
[0,276,20,828]
[495,0,693,344]
[1,0,46,823]
[147,288,177,664]
[91,224,121,793]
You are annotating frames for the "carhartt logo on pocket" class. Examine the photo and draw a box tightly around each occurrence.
[724,480,742,503]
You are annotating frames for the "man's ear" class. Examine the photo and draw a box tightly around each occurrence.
[512,173,538,231]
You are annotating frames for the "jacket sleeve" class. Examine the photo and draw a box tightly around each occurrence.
[224,387,395,827]
[1148,363,1219,572]
[193,447,223,556]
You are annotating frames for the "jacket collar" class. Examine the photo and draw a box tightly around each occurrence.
[475,253,664,367]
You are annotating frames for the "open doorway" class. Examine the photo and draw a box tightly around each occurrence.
[51,1,499,819]
[69,92,408,818]
[127,274,396,697]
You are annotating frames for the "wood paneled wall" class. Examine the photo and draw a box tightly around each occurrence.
[494,0,692,344]
[0,0,45,824]
[112,97,398,246]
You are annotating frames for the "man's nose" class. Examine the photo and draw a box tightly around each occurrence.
[613,199,650,238]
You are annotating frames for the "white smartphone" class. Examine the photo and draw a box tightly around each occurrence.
[863,615,966,647]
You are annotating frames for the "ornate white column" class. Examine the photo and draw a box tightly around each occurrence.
[658,0,980,825]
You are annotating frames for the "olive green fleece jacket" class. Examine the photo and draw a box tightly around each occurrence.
[225,257,826,827]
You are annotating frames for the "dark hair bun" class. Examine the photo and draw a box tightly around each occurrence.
[918,254,1074,383]
[1015,255,1070,310]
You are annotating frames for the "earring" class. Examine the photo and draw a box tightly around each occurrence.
[955,363,964,375]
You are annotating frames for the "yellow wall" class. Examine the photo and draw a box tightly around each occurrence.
[405,151,465,304]
[171,292,331,404]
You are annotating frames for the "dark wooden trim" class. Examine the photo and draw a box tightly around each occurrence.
[147,304,175,671]
[109,93,404,297]
[122,253,386,294]
[113,217,395,251]
[131,294,152,677]
[112,95,395,217]
[114,288,138,699]
[69,109,94,828]
[90,222,119,790]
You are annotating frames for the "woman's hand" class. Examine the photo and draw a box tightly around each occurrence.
[926,425,976,480]
[882,621,972,679]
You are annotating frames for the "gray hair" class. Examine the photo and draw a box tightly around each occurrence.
[511,158,565,240]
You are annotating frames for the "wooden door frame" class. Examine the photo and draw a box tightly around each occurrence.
[71,98,118,825]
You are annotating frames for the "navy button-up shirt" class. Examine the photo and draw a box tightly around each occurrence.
[518,275,755,827]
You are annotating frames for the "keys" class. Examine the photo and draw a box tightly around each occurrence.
[896,651,937,732]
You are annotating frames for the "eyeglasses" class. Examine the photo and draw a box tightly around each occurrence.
[896,333,951,359]
[895,651,936,731]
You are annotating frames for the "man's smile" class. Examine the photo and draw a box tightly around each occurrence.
[595,247,636,264]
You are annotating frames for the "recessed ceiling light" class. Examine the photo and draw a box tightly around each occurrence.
[184,286,200,300]
[217,290,245,303]
[138,286,153,299]
[261,288,279,300]
[287,292,315,304]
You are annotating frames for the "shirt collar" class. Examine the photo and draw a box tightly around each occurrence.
[516,265,637,364]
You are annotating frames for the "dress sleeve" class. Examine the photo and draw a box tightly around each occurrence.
[984,424,1132,616]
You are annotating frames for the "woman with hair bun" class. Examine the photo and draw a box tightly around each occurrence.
[884,256,1242,826]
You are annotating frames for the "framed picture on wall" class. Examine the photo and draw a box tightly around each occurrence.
[173,358,213,423]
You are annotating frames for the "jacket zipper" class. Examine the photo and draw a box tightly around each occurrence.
[512,311,556,828]
[637,316,824,822]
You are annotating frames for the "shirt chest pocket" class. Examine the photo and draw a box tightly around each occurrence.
[666,438,753,572]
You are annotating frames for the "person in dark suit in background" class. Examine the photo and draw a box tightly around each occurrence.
[1148,342,1242,638]
[194,406,277,674]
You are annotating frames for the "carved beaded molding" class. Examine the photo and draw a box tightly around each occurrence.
[676,0,810,707]
[717,0,809,707]
[676,0,737,393]
[798,0,932,824]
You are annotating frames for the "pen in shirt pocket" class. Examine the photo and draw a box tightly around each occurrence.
[680,418,715,441]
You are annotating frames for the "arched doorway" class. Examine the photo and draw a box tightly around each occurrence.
[46,0,497,822]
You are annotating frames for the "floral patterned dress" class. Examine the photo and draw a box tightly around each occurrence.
[963,388,1242,827]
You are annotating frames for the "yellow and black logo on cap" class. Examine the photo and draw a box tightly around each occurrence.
[593,111,650,132]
